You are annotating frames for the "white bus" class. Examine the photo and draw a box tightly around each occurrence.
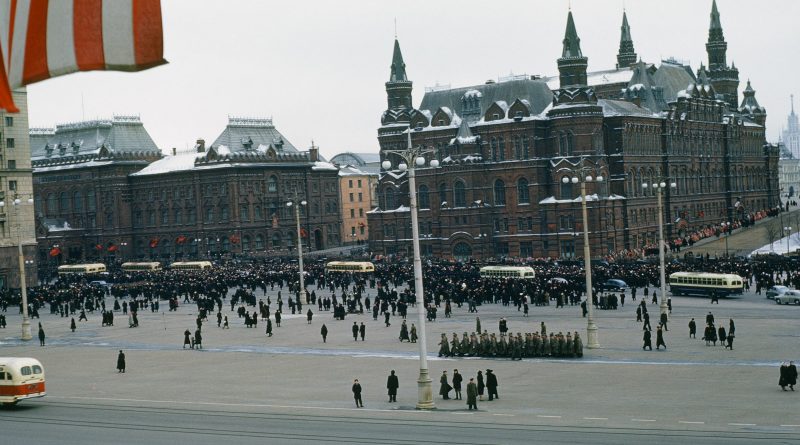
[170,261,213,271]
[325,261,375,273]
[57,263,107,276]
[479,266,536,280]
[121,262,162,272]
[0,357,46,406]
[668,272,744,297]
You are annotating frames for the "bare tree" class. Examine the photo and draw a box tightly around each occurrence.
[765,224,779,252]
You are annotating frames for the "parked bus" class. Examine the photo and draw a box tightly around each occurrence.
[121,262,162,272]
[57,263,107,276]
[325,261,375,273]
[170,261,213,271]
[479,266,536,280]
[0,357,46,406]
[668,272,744,297]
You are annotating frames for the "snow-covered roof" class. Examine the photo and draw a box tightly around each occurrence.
[312,161,338,171]
[131,152,206,176]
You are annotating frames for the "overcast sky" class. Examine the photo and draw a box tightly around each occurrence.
[25,0,800,159]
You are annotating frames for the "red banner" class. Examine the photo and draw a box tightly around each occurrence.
[49,247,61,257]
[149,238,159,248]
[107,244,118,252]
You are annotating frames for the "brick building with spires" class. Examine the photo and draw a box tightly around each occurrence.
[368,1,780,260]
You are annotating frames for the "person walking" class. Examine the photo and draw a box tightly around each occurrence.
[787,361,798,391]
[183,329,192,348]
[780,362,789,391]
[643,329,652,350]
[643,312,651,331]
[275,310,281,327]
[439,370,451,400]
[359,322,366,341]
[352,322,359,341]
[38,323,45,346]
[725,331,734,350]
[466,377,478,410]
[656,325,666,350]
[452,369,463,400]
[384,310,391,327]
[729,318,736,337]
[477,370,485,401]
[688,318,696,338]
[410,323,417,343]
[660,312,669,331]
[352,379,363,407]
[116,350,126,373]
[486,369,499,401]
[387,370,399,402]
[70,317,76,332]
[321,324,328,343]
[307,309,313,324]
[266,318,273,337]
[194,328,203,349]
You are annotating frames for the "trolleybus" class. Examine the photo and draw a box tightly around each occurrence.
[325,261,375,273]
[668,272,744,297]
[57,263,107,276]
[0,357,46,406]
[479,266,536,280]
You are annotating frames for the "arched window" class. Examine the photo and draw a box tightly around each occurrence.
[418,185,430,209]
[490,137,498,162]
[45,193,57,215]
[222,237,231,252]
[220,206,229,221]
[60,192,70,212]
[452,242,473,261]
[174,208,182,224]
[438,183,447,206]
[268,175,278,192]
[242,235,251,251]
[255,234,265,249]
[272,232,282,248]
[522,135,530,159]
[454,180,466,207]
[239,204,249,221]
[86,190,96,211]
[494,179,506,205]
[498,137,506,161]
[73,191,82,212]
[385,188,396,210]
[517,178,529,204]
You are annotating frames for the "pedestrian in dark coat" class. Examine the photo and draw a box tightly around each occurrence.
[387,370,399,402]
[688,318,696,338]
[352,379,363,407]
[439,371,451,399]
[321,324,328,343]
[352,322,359,341]
[486,369,499,401]
[466,378,478,410]
[656,325,666,350]
[266,319,273,337]
[452,369,463,400]
[275,311,281,327]
[384,310,391,327]
[410,324,417,343]
[307,309,313,324]
[194,329,202,349]
[729,318,735,337]
[359,322,366,341]
[38,323,45,346]
[477,370,485,401]
[788,361,797,391]
[643,329,652,350]
[183,329,192,348]
[116,350,126,373]
[780,362,789,391]
[70,318,76,332]
[718,326,727,346]
[660,312,669,330]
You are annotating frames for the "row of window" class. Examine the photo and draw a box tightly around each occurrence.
[38,190,97,215]
[383,178,531,210]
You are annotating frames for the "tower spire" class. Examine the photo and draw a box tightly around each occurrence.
[792,94,795,115]
[389,39,407,82]
[616,11,637,68]
[705,0,739,109]
[382,38,414,125]
[557,10,588,88]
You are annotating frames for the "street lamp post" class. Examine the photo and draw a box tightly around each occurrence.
[381,129,440,410]
[561,168,603,349]
[0,197,34,341]
[785,226,792,254]
[643,181,676,319]
[722,222,730,257]
[286,197,308,304]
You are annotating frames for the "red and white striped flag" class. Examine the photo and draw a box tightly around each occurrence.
[0,0,166,112]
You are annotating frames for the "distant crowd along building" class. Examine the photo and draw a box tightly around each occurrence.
[369,1,779,261]
[30,114,343,265]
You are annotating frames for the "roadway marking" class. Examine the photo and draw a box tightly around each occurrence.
[631,418,657,422]
[728,423,756,426]
[452,412,474,415]
[679,421,705,425]
[583,417,608,420]
[780,424,800,427]
[537,415,562,419]
[492,413,514,417]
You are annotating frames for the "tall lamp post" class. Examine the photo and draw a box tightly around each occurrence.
[286,197,308,304]
[561,165,604,349]
[785,226,792,254]
[721,221,730,257]
[642,181,676,319]
[381,129,439,410]
[0,197,34,341]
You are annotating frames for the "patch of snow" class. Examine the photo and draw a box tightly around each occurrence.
[131,152,206,176]
[312,161,338,171]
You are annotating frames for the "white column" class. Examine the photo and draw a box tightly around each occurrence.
[581,181,599,348]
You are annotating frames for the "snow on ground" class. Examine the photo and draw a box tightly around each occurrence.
[750,232,800,255]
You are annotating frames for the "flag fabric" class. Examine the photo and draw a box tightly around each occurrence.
[229,234,240,244]
[0,0,166,112]
[48,246,60,256]
[299,228,308,238]
[107,244,117,252]
[94,243,103,250]
[149,238,158,248]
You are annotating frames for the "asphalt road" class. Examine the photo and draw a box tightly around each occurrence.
[3,400,797,445]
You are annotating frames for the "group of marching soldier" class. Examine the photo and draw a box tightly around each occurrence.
[437,329,583,359]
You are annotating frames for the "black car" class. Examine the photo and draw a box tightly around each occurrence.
[598,279,628,292]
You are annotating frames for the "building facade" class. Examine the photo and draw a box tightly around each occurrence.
[368,2,779,260]
[0,89,37,288]
[782,96,800,160]
[31,116,342,270]
[330,152,380,244]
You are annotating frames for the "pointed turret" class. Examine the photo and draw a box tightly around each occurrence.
[616,11,637,68]
[739,80,766,125]
[705,0,739,108]
[382,38,414,125]
[557,11,588,88]
[389,39,407,82]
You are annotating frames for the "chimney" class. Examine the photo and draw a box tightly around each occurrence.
[196,139,205,153]
[309,145,319,162]
[171,147,176,156]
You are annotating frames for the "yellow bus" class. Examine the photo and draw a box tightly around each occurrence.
[121,262,162,272]
[170,261,213,271]
[668,272,744,297]
[57,263,107,275]
[479,266,536,279]
[325,261,375,273]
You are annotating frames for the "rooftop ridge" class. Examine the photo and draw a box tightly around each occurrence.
[227,116,275,128]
